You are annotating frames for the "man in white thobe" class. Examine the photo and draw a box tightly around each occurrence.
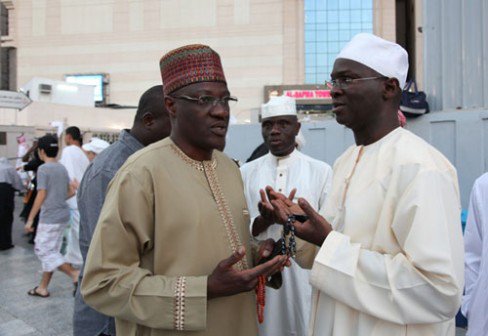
[59,126,89,267]
[462,172,488,336]
[241,95,332,336]
[268,33,464,336]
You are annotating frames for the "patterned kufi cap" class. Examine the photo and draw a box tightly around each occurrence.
[160,44,227,96]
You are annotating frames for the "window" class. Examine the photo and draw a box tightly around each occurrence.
[304,0,374,84]
[0,132,6,145]
[0,47,16,91]
[0,3,8,36]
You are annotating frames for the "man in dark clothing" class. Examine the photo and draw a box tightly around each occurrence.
[20,144,44,244]
[0,157,24,250]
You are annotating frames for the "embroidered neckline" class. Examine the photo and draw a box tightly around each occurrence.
[203,162,248,271]
[171,143,246,270]
[170,144,217,171]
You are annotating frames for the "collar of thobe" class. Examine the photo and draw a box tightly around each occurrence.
[340,126,403,209]
[358,126,403,153]
[269,149,299,168]
[170,141,218,172]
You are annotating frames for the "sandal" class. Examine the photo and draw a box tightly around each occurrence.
[28,286,50,298]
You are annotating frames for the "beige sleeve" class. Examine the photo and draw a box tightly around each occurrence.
[294,236,319,269]
[81,169,208,331]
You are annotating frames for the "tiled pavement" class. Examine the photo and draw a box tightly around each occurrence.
[0,197,468,336]
[0,197,75,336]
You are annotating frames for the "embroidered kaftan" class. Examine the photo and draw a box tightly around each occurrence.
[82,137,256,336]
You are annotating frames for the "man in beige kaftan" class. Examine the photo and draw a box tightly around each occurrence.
[81,44,286,336]
[269,33,464,336]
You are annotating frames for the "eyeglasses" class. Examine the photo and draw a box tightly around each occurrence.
[325,76,387,90]
[170,95,238,109]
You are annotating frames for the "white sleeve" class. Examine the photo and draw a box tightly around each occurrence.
[461,182,483,318]
[310,169,464,325]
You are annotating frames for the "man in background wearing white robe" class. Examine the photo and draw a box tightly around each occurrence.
[59,126,89,267]
[241,95,332,336]
[462,172,488,336]
[269,33,464,336]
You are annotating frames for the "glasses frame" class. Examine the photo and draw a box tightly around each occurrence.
[325,76,388,90]
[169,94,238,109]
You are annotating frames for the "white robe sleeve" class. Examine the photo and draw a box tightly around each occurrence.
[310,168,464,325]
[461,182,483,318]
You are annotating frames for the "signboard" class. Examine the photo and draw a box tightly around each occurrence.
[65,74,107,103]
[0,90,32,110]
[284,89,331,100]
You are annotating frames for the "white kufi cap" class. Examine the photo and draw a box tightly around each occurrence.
[82,137,110,155]
[261,95,297,120]
[336,33,409,88]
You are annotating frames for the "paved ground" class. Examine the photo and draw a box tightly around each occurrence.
[0,196,468,335]
[0,197,74,336]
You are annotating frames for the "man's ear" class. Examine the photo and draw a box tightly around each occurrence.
[141,112,154,127]
[165,96,177,119]
[383,78,400,100]
[296,121,301,135]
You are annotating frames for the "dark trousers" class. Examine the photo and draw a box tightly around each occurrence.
[0,183,15,249]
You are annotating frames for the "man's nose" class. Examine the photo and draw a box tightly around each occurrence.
[330,85,343,98]
[270,124,281,134]
[210,102,229,118]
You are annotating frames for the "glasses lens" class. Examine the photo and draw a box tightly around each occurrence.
[198,96,216,107]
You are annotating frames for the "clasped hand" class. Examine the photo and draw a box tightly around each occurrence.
[261,186,333,247]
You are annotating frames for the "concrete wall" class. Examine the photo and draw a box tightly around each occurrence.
[226,110,488,209]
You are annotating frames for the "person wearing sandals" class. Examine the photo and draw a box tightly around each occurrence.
[25,134,80,298]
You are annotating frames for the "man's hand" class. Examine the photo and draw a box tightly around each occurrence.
[256,239,291,268]
[252,187,296,236]
[24,220,34,234]
[207,246,287,300]
[266,186,304,223]
[270,197,333,247]
[258,187,296,224]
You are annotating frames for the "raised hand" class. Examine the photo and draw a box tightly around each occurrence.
[207,246,287,299]
[253,187,297,236]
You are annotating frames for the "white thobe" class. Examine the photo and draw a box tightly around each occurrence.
[308,127,464,336]
[59,145,89,266]
[241,149,333,336]
[462,173,488,336]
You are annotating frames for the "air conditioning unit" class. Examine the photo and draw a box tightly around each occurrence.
[39,83,52,94]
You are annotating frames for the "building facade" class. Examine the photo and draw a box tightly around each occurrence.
[2,0,404,123]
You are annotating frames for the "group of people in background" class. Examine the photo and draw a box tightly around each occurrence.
[0,32,487,336]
